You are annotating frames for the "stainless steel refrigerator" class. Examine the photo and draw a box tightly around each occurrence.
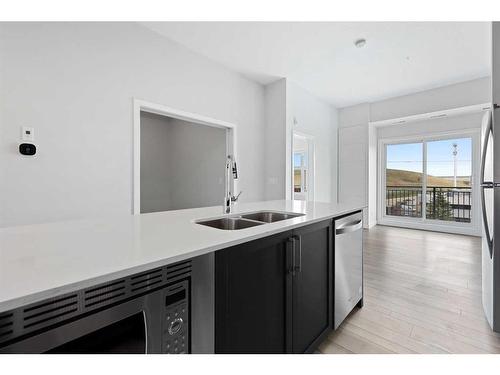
[481,22,500,332]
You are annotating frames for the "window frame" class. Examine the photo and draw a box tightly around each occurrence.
[293,151,308,194]
[377,128,481,236]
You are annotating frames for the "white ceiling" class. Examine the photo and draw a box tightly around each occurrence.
[141,22,490,108]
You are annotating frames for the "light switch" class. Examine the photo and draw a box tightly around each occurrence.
[21,127,35,142]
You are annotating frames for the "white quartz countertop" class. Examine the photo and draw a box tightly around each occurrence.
[0,200,363,312]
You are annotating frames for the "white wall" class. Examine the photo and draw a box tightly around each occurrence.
[338,125,368,206]
[0,22,266,227]
[140,113,226,213]
[377,112,484,138]
[264,79,287,200]
[339,77,490,127]
[337,77,490,228]
[140,112,173,213]
[338,103,371,224]
[338,103,370,128]
[263,79,339,203]
[287,81,338,203]
[370,77,491,122]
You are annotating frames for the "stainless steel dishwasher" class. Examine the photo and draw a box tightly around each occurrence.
[334,211,363,329]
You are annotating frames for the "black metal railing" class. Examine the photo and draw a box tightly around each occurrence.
[386,186,471,223]
[386,186,423,218]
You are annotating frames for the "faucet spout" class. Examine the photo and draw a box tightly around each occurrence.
[223,155,241,214]
[224,156,233,214]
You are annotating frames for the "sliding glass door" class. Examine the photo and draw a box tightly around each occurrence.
[380,132,477,233]
[385,142,423,218]
[425,138,472,223]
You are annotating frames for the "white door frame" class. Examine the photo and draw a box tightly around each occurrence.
[133,98,237,214]
[292,131,315,201]
[377,128,481,236]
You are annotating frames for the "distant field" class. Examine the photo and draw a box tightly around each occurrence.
[386,169,471,187]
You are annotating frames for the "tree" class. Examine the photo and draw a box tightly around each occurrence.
[428,188,453,220]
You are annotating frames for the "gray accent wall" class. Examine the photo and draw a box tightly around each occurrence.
[140,112,226,213]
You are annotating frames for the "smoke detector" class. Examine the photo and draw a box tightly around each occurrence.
[354,38,366,48]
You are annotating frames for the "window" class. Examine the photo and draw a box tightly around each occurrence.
[292,132,314,201]
[381,134,475,229]
[293,151,307,193]
[386,142,423,218]
[426,138,472,222]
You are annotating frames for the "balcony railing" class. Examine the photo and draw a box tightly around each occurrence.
[386,186,471,223]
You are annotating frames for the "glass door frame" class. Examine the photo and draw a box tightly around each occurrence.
[377,128,481,236]
[292,131,315,202]
[293,150,308,198]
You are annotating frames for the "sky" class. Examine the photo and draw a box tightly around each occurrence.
[293,152,307,168]
[386,137,472,177]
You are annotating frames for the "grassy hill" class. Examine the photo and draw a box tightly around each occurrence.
[386,169,470,187]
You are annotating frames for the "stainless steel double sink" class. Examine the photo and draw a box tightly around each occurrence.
[196,211,305,230]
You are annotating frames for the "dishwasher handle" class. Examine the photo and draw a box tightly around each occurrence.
[335,219,362,235]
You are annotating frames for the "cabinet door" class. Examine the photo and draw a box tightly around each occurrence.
[291,220,332,353]
[215,231,292,353]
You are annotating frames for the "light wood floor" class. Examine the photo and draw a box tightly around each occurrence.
[318,225,500,354]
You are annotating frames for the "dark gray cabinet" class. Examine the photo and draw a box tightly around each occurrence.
[215,220,332,354]
[290,220,332,353]
[215,230,292,353]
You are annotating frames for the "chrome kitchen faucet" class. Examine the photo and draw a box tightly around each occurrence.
[224,155,242,214]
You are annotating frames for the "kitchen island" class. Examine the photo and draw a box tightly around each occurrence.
[0,200,364,353]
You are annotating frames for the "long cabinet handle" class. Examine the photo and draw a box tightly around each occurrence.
[335,219,362,235]
[286,237,295,275]
[292,235,302,273]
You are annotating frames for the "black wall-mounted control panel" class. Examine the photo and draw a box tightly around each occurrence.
[19,143,36,156]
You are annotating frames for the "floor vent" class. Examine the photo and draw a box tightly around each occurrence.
[22,294,79,329]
